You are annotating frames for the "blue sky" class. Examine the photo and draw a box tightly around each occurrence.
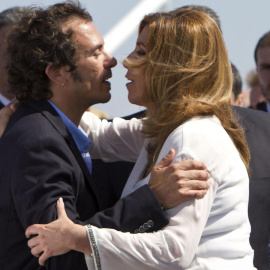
[1,0,270,117]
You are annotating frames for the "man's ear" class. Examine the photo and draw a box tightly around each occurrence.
[45,63,66,86]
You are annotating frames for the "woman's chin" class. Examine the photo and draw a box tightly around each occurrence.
[127,95,143,106]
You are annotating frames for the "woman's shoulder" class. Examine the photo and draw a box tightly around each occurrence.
[181,115,223,134]
[164,116,246,182]
[165,115,240,165]
[169,115,225,144]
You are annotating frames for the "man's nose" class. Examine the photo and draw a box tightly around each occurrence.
[104,52,117,68]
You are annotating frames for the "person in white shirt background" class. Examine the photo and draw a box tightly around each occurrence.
[26,9,256,270]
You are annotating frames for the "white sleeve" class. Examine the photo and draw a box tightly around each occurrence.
[80,112,145,162]
[84,151,217,270]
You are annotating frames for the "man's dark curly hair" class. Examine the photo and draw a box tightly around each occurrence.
[7,1,92,101]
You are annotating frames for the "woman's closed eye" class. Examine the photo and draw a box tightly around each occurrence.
[137,50,146,56]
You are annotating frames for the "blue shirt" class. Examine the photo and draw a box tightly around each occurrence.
[48,100,92,173]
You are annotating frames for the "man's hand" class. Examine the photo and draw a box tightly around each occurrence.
[149,149,210,209]
[0,101,18,137]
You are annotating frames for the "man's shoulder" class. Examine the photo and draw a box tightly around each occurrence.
[233,106,270,126]
[2,99,67,144]
[9,99,53,122]
[0,100,75,169]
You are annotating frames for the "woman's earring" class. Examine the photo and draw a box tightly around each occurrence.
[61,82,64,88]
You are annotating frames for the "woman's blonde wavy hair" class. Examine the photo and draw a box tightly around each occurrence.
[124,9,250,177]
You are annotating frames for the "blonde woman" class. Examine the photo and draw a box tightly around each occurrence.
[26,10,256,269]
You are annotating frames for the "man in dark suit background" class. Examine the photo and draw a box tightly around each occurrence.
[254,31,270,113]
[0,3,210,270]
[233,106,270,270]
[244,23,270,270]
[0,7,31,109]
[228,48,270,269]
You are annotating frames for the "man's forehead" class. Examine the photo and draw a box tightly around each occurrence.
[64,19,103,45]
[62,18,91,32]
